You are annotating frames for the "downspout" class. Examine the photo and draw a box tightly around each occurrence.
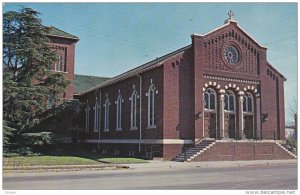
[98,91,102,150]
[136,74,142,153]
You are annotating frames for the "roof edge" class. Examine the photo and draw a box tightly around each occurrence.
[45,26,80,41]
[78,45,192,96]
[267,61,287,81]
[202,20,267,49]
[46,33,80,41]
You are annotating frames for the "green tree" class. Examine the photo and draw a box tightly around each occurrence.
[3,7,70,154]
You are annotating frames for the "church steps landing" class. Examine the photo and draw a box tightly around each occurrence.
[173,140,296,162]
[172,140,216,162]
[275,141,297,159]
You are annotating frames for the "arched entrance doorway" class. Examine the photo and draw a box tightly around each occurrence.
[243,92,254,139]
[224,90,236,139]
[203,88,217,138]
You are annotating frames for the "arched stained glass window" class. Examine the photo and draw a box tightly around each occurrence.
[204,88,216,111]
[224,90,235,112]
[243,92,254,113]
[130,89,137,129]
[147,82,157,128]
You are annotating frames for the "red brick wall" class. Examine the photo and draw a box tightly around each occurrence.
[77,21,286,160]
[277,77,286,139]
[80,67,164,140]
[193,21,285,141]
[193,142,294,161]
[203,22,259,75]
[163,48,195,140]
[163,144,193,160]
[48,36,77,100]
[192,34,205,140]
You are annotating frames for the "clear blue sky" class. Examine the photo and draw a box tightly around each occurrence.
[3,3,297,123]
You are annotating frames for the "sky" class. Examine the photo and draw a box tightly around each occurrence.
[3,2,297,123]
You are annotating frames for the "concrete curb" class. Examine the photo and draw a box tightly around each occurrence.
[3,164,129,173]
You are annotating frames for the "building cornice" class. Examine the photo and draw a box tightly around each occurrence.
[203,74,260,85]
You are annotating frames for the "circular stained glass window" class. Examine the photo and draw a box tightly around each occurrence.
[224,46,239,64]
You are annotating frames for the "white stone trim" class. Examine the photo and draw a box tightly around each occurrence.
[103,95,110,131]
[202,21,267,48]
[130,89,138,129]
[116,91,123,130]
[202,22,230,36]
[203,75,260,85]
[93,97,100,132]
[85,139,194,144]
[148,82,156,127]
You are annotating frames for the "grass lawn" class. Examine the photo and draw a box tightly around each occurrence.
[97,157,149,164]
[3,155,148,166]
[3,156,101,166]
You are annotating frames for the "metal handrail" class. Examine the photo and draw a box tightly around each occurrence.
[194,136,209,145]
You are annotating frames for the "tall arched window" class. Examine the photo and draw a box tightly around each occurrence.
[224,90,235,112]
[85,101,90,132]
[243,92,253,112]
[204,88,216,111]
[148,83,156,127]
[116,91,123,131]
[93,97,100,132]
[130,89,137,129]
[103,95,110,131]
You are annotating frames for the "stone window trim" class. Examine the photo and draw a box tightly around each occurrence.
[146,79,158,128]
[85,101,90,132]
[93,97,100,132]
[129,86,139,130]
[103,94,110,132]
[221,41,243,69]
[54,50,67,72]
[115,90,124,131]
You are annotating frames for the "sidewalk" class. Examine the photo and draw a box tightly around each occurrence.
[3,159,297,173]
[125,159,297,170]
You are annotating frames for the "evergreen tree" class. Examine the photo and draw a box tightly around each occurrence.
[3,7,70,154]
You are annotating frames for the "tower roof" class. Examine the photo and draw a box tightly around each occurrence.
[45,26,79,41]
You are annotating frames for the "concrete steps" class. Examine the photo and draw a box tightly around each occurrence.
[275,141,297,159]
[173,140,215,162]
[173,139,297,162]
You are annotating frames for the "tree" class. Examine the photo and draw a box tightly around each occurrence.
[3,7,70,154]
[287,96,297,139]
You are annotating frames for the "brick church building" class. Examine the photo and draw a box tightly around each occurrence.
[50,12,296,161]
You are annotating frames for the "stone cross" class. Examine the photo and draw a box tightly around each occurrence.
[228,10,234,20]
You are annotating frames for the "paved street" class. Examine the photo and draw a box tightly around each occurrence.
[3,161,297,190]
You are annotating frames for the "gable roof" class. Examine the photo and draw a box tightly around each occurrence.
[74,74,111,95]
[46,26,79,41]
[78,45,191,96]
[194,20,267,49]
